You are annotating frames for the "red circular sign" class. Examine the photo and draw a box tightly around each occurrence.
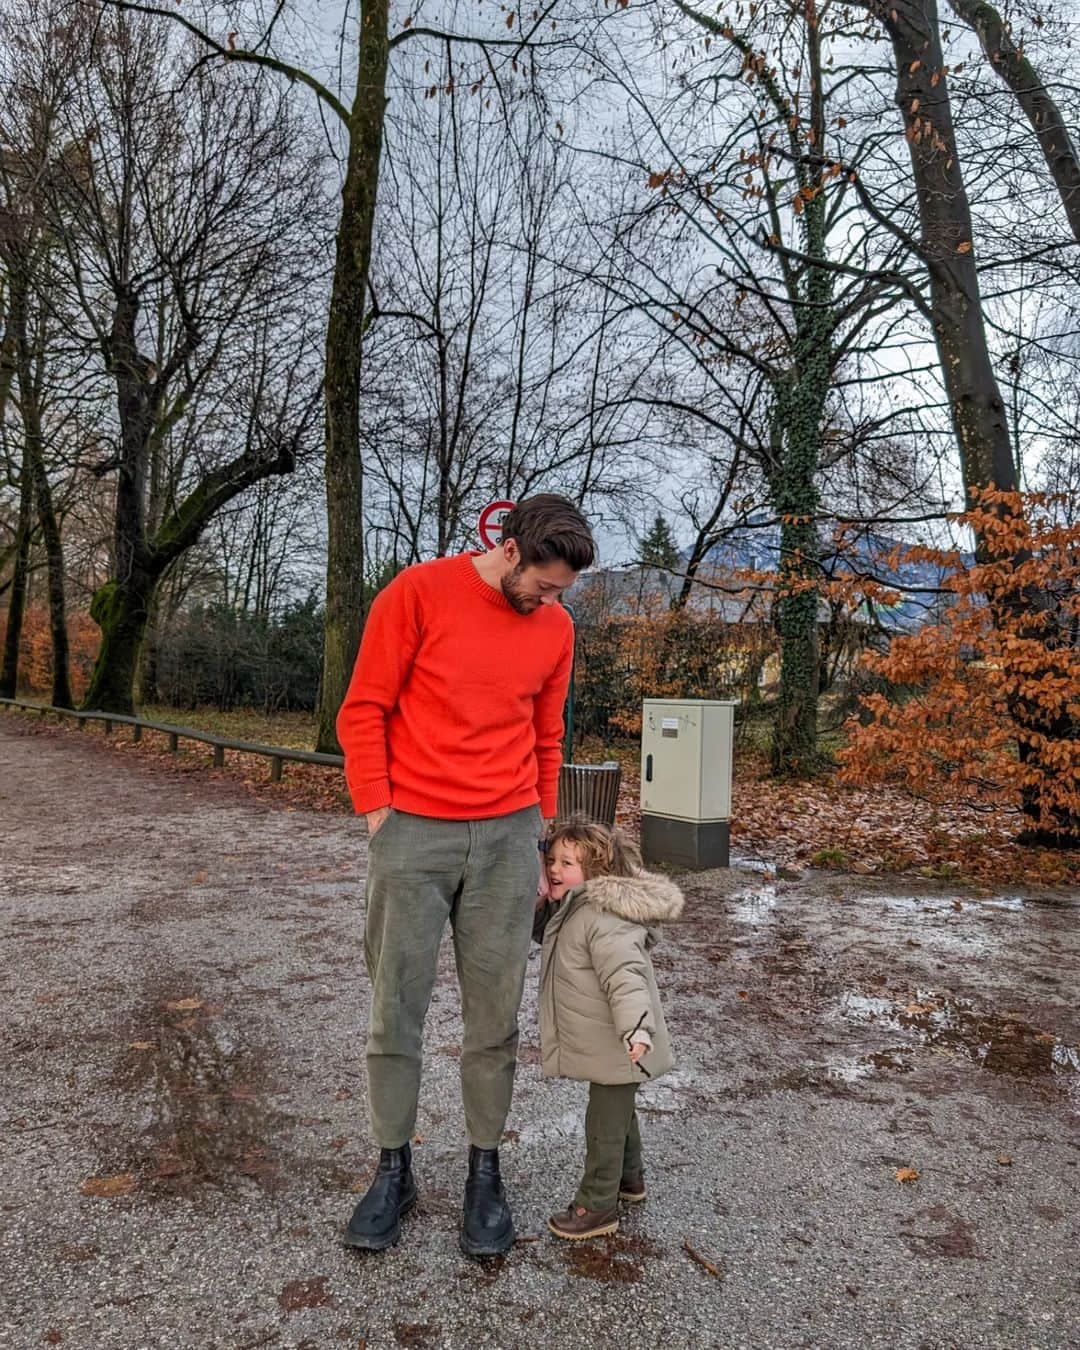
[478,499,515,550]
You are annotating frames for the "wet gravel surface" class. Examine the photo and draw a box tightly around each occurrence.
[1,715,1078,1349]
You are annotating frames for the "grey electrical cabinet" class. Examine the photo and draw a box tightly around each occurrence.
[640,699,737,869]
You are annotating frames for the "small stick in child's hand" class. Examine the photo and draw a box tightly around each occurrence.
[682,1239,724,1279]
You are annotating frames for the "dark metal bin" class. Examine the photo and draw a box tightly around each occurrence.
[556,761,622,827]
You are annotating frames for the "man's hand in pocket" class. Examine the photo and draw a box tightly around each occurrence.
[366,807,391,836]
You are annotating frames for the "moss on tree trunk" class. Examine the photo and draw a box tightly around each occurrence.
[82,579,152,715]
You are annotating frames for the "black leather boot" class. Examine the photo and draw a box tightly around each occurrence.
[460,1145,514,1257]
[343,1144,417,1251]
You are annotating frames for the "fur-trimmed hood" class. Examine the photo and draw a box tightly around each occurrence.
[578,870,684,926]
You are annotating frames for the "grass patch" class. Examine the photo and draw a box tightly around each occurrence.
[810,846,851,869]
[140,704,318,752]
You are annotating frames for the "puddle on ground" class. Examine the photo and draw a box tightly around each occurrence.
[108,983,284,1194]
[837,990,1079,1092]
[868,892,1024,916]
[982,895,1026,912]
[729,884,778,926]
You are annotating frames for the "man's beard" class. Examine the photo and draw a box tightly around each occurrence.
[500,564,539,614]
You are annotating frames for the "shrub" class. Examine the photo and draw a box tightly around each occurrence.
[838,491,1079,842]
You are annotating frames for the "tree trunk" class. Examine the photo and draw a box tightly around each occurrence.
[27,421,72,709]
[946,0,1080,243]
[768,383,826,776]
[876,0,1073,839]
[876,0,1018,502]
[769,16,832,778]
[0,448,33,699]
[13,266,74,710]
[82,573,154,714]
[136,586,161,705]
[82,287,157,713]
[315,0,390,755]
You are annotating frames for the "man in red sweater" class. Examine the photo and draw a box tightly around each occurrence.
[337,495,595,1256]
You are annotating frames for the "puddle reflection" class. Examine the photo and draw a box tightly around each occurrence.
[730,885,778,926]
[112,989,281,1194]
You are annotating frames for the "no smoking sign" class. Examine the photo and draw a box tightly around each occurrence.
[477,499,515,550]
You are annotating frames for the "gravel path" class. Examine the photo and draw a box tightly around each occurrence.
[1,714,1077,1350]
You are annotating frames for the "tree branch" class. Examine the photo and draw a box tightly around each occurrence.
[96,0,351,125]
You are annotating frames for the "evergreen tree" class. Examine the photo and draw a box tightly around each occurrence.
[638,514,680,571]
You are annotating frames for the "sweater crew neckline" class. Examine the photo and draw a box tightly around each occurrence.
[458,550,521,613]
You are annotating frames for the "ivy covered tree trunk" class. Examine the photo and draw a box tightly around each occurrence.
[767,11,833,779]
[314,0,390,756]
[768,358,828,777]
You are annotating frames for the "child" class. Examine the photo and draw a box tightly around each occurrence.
[534,817,683,1240]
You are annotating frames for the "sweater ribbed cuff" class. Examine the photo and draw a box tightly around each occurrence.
[348,776,392,815]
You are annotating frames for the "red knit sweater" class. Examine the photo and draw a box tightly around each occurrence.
[336,552,574,819]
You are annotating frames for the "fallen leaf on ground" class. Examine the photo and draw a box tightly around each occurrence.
[164,997,203,1011]
[80,1174,136,1198]
[128,1041,154,1051]
[894,1167,920,1184]
[996,1154,1013,1166]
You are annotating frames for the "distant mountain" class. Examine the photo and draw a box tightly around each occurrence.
[699,522,973,633]
[574,521,973,634]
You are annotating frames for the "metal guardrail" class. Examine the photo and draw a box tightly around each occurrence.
[0,696,343,782]
[3,697,624,817]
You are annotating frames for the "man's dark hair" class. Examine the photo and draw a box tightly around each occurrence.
[500,494,596,571]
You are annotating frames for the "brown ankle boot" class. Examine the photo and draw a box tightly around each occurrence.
[618,1172,646,1203]
[548,1203,619,1240]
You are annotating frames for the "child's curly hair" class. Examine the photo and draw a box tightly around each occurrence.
[545,816,642,880]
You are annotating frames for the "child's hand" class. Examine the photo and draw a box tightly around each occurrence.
[628,1041,647,1063]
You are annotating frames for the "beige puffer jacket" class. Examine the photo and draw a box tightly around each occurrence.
[537,870,683,1085]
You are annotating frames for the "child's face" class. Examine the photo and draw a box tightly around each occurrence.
[545,841,586,899]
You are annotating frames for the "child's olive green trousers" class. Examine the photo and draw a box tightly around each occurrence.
[362,805,541,1150]
[576,1082,643,1211]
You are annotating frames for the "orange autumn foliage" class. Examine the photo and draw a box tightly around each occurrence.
[838,491,1080,839]
[10,604,100,699]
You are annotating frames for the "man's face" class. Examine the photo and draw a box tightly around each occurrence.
[500,558,578,615]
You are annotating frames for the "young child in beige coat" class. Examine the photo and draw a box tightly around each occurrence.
[534,818,683,1240]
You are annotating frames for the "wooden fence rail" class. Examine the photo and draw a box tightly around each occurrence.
[0,697,343,782]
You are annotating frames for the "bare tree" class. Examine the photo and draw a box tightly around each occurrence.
[99,0,572,749]
[12,5,327,713]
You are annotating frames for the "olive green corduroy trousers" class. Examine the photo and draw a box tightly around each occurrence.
[362,805,541,1149]
[576,1082,643,1211]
